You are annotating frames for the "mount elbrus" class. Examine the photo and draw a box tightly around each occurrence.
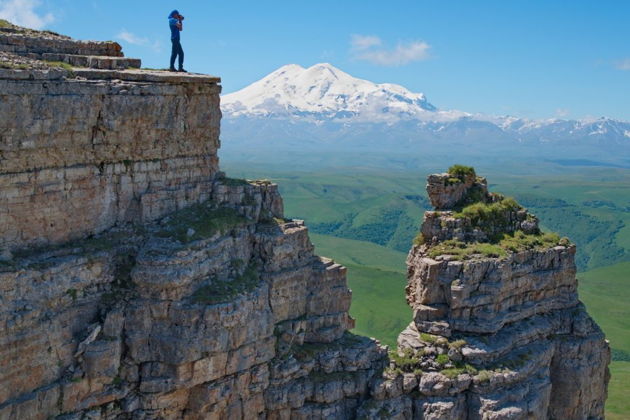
[221,63,630,165]
[0,23,609,419]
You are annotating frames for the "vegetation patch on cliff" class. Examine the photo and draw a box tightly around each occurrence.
[43,60,74,71]
[428,239,507,260]
[499,230,569,252]
[447,164,476,182]
[441,363,478,379]
[0,61,29,70]
[453,196,522,225]
[428,230,567,261]
[387,348,424,375]
[220,177,251,187]
[157,204,248,243]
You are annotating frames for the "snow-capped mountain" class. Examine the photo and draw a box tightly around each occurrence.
[222,63,467,122]
[220,63,630,165]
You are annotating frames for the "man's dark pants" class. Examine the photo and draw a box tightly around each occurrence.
[170,39,184,70]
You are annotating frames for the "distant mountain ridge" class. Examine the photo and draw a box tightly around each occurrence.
[221,63,630,163]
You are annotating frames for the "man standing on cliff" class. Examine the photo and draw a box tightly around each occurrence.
[168,10,186,72]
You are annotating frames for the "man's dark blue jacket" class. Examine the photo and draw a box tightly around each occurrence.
[168,10,180,41]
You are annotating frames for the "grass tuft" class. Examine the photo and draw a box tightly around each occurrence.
[43,60,74,71]
[412,232,425,246]
[448,164,476,179]
[442,363,477,378]
[476,369,493,382]
[448,339,467,350]
[436,354,450,365]
[454,197,522,225]
[420,333,438,343]
[498,230,563,253]
[428,239,507,260]
[0,61,29,70]
[66,288,78,301]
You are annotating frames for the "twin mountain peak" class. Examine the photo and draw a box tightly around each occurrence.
[222,63,630,146]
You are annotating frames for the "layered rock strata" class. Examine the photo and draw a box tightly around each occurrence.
[0,24,388,420]
[357,169,610,419]
[0,22,220,253]
[0,178,388,419]
[0,24,610,420]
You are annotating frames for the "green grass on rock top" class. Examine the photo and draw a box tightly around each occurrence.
[427,230,567,261]
[453,197,522,223]
[447,164,476,179]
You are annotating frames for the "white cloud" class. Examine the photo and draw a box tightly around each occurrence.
[615,58,630,71]
[117,30,163,53]
[350,34,430,66]
[117,30,148,46]
[351,34,382,51]
[0,0,54,29]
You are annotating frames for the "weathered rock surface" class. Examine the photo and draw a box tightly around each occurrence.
[0,25,389,420]
[358,167,610,419]
[0,22,221,253]
[0,27,609,420]
[426,171,488,210]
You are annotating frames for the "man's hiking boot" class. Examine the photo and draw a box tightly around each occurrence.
[178,68,188,73]
[169,67,177,72]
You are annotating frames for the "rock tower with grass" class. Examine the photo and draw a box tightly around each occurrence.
[0,22,609,420]
[356,165,610,419]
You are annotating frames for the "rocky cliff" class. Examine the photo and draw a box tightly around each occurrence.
[0,23,609,420]
[356,166,610,419]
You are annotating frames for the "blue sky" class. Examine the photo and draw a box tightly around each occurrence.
[2,0,628,120]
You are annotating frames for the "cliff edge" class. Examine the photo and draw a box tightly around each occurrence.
[0,23,609,420]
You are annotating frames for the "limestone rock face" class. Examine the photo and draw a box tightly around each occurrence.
[0,25,388,420]
[0,178,388,419]
[358,170,610,419]
[426,171,488,210]
[0,22,221,253]
[0,25,609,420]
